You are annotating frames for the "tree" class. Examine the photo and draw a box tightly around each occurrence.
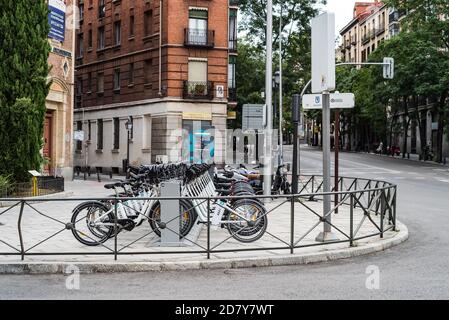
[385,0,449,161]
[0,0,51,181]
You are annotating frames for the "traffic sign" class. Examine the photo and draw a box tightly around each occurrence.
[302,93,355,110]
[383,57,395,79]
[242,104,266,131]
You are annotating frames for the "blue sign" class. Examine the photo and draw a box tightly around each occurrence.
[48,0,66,42]
[315,96,321,104]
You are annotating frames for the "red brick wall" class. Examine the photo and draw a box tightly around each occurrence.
[75,0,230,109]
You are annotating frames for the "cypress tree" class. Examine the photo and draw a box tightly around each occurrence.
[0,0,51,182]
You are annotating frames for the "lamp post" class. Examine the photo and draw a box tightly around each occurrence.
[125,117,133,177]
[273,71,281,165]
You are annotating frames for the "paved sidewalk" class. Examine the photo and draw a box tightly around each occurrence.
[0,179,408,274]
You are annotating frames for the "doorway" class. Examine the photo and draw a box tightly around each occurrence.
[43,112,53,174]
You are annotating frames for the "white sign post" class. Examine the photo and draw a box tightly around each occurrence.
[311,12,339,243]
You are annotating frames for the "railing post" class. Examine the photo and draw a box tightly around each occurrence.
[380,190,386,239]
[207,197,211,260]
[392,187,397,231]
[114,198,118,261]
[350,194,354,247]
[18,200,25,261]
[290,195,294,254]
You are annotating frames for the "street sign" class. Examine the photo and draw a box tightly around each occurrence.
[303,93,355,110]
[242,104,266,131]
[383,57,395,79]
[311,12,336,93]
[48,0,66,42]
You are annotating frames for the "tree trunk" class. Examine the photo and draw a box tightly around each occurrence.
[402,97,410,158]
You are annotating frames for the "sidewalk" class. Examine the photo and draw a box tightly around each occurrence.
[0,179,408,274]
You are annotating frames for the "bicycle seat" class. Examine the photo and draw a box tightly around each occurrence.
[104,183,116,190]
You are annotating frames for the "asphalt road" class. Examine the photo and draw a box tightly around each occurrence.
[1,146,449,299]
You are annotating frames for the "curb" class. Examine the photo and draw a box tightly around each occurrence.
[0,222,408,275]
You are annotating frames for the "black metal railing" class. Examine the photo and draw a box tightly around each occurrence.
[229,0,238,6]
[183,81,214,100]
[376,26,385,36]
[184,28,215,48]
[0,176,398,261]
[228,87,237,102]
[229,38,238,52]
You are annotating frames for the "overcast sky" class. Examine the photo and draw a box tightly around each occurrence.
[319,0,374,35]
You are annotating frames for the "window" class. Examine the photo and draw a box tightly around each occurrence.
[144,10,153,36]
[98,0,105,18]
[113,20,121,46]
[77,33,83,57]
[87,72,92,93]
[129,15,135,37]
[88,29,92,49]
[188,60,207,82]
[76,121,83,151]
[98,26,105,49]
[228,56,236,89]
[113,68,120,91]
[129,63,134,85]
[79,1,84,21]
[113,118,120,150]
[97,119,103,150]
[97,72,104,93]
[189,9,208,45]
[229,9,237,50]
[76,77,83,96]
[144,59,152,84]
[87,120,92,141]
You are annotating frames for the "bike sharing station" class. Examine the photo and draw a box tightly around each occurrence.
[0,11,403,266]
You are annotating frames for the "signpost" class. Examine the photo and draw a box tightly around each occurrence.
[311,12,338,243]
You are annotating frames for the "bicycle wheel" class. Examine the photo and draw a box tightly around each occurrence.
[148,199,197,238]
[225,199,268,243]
[71,201,115,246]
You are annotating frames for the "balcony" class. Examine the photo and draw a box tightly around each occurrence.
[183,81,214,100]
[351,35,357,45]
[345,39,351,49]
[376,26,385,36]
[229,38,238,52]
[229,0,238,6]
[184,28,215,48]
[228,87,237,102]
[362,33,370,45]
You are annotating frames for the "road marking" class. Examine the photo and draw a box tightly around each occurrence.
[436,179,449,183]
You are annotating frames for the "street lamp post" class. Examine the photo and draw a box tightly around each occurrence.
[273,71,281,165]
[125,117,133,177]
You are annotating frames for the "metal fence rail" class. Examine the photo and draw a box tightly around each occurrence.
[0,177,64,198]
[0,176,397,261]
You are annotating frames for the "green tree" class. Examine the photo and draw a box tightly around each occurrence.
[385,0,449,161]
[0,0,51,181]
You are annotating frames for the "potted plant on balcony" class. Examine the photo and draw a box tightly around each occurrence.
[194,83,206,96]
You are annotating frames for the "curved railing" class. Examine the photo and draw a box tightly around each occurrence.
[0,176,397,261]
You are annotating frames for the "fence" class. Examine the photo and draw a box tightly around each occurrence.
[0,176,396,261]
[0,177,64,198]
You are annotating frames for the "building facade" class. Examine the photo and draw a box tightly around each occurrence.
[46,0,76,178]
[74,0,238,171]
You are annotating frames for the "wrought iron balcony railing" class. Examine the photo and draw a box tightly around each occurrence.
[228,87,237,102]
[184,28,215,48]
[183,81,214,100]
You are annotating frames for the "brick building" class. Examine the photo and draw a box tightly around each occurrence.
[46,0,76,178]
[74,0,238,171]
